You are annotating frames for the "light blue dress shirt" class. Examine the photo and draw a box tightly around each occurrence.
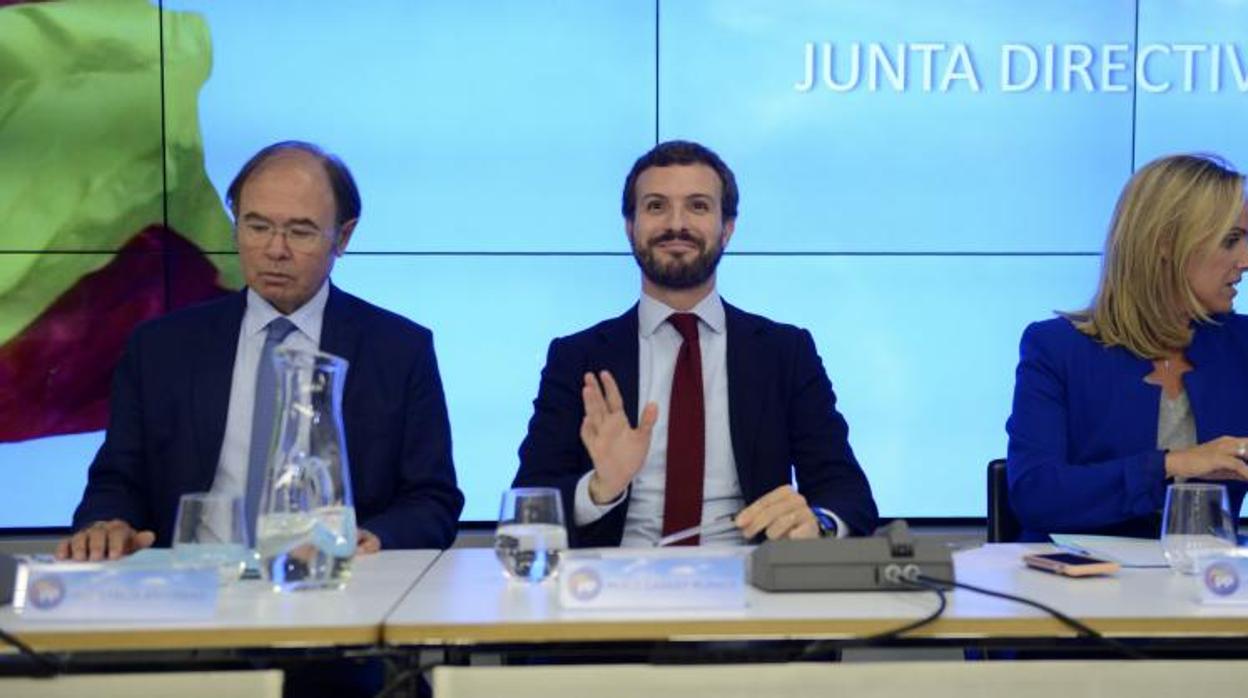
[208,282,328,504]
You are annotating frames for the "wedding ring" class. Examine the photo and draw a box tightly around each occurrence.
[1238,442,1247,458]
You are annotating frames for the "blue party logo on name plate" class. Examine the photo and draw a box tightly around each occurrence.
[1204,562,1240,597]
[566,566,603,601]
[28,574,67,610]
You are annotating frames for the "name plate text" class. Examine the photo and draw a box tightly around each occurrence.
[13,557,218,621]
[559,550,746,611]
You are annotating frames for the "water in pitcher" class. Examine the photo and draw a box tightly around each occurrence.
[257,505,356,591]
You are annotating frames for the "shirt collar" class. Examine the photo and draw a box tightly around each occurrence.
[242,281,330,341]
[638,289,725,338]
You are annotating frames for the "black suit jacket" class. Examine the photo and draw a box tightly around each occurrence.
[514,302,877,547]
[73,285,463,549]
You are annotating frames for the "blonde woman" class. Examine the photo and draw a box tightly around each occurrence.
[1007,154,1248,540]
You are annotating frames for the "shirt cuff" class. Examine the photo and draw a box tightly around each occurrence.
[574,471,627,526]
[813,506,850,539]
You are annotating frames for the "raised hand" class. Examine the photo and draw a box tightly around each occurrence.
[579,370,658,504]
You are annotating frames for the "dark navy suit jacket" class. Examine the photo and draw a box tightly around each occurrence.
[514,302,878,547]
[73,285,464,549]
[1007,316,1248,541]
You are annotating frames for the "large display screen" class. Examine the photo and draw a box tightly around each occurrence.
[3,0,1247,527]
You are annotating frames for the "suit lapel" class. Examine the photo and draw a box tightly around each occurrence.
[1184,323,1217,440]
[319,284,362,369]
[192,291,246,489]
[595,305,640,427]
[725,303,764,498]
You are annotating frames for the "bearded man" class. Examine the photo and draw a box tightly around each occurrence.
[513,140,877,548]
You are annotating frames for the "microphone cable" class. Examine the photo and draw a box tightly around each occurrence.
[0,626,62,677]
[798,572,1150,660]
[914,574,1150,660]
[797,583,948,660]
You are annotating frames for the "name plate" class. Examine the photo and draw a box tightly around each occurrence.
[1196,550,1248,605]
[13,556,219,621]
[558,549,746,611]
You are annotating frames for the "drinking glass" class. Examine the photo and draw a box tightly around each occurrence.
[172,493,249,584]
[494,487,568,582]
[1161,483,1237,574]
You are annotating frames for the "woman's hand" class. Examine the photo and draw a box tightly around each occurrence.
[1165,436,1248,481]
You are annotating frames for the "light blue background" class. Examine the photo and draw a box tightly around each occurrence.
[4,0,1248,526]
[1135,0,1248,166]
[660,0,1135,253]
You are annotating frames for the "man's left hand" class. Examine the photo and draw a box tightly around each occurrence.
[736,485,820,540]
[356,528,382,555]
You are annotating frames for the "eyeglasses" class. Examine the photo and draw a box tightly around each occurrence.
[237,220,333,253]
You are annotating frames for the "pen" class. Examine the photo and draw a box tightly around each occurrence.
[656,511,740,547]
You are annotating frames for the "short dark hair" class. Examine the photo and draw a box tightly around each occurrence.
[621,140,738,222]
[225,140,361,228]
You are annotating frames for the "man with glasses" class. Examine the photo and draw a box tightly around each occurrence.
[58,141,463,560]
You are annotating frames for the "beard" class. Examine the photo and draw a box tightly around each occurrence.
[632,229,725,290]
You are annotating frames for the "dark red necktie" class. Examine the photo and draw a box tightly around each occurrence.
[662,313,705,544]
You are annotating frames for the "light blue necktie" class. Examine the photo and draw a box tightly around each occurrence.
[245,317,297,544]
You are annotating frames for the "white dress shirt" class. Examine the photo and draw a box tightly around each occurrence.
[575,291,747,547]
[208,282,328,503]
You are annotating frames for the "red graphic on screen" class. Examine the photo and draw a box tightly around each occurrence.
[0,227,229,442]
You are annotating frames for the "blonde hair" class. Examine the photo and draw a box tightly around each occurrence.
[1067,154,1245,358]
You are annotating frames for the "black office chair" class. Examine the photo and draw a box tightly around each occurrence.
[986,459,1021,543]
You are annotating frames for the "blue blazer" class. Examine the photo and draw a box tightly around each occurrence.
[73,285,464,549]
[514,302,878,547]
[1006,316,1248,540]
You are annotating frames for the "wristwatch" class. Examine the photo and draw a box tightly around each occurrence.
[811,507,838,538]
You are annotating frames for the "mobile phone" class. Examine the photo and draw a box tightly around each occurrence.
[1023,552,1120,577]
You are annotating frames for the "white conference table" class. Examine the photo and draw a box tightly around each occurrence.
[383,544,1248,647]
[5,544,1248,658]
[0,549,440,653]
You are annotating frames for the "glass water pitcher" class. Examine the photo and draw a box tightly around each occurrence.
[256,347,357,591]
